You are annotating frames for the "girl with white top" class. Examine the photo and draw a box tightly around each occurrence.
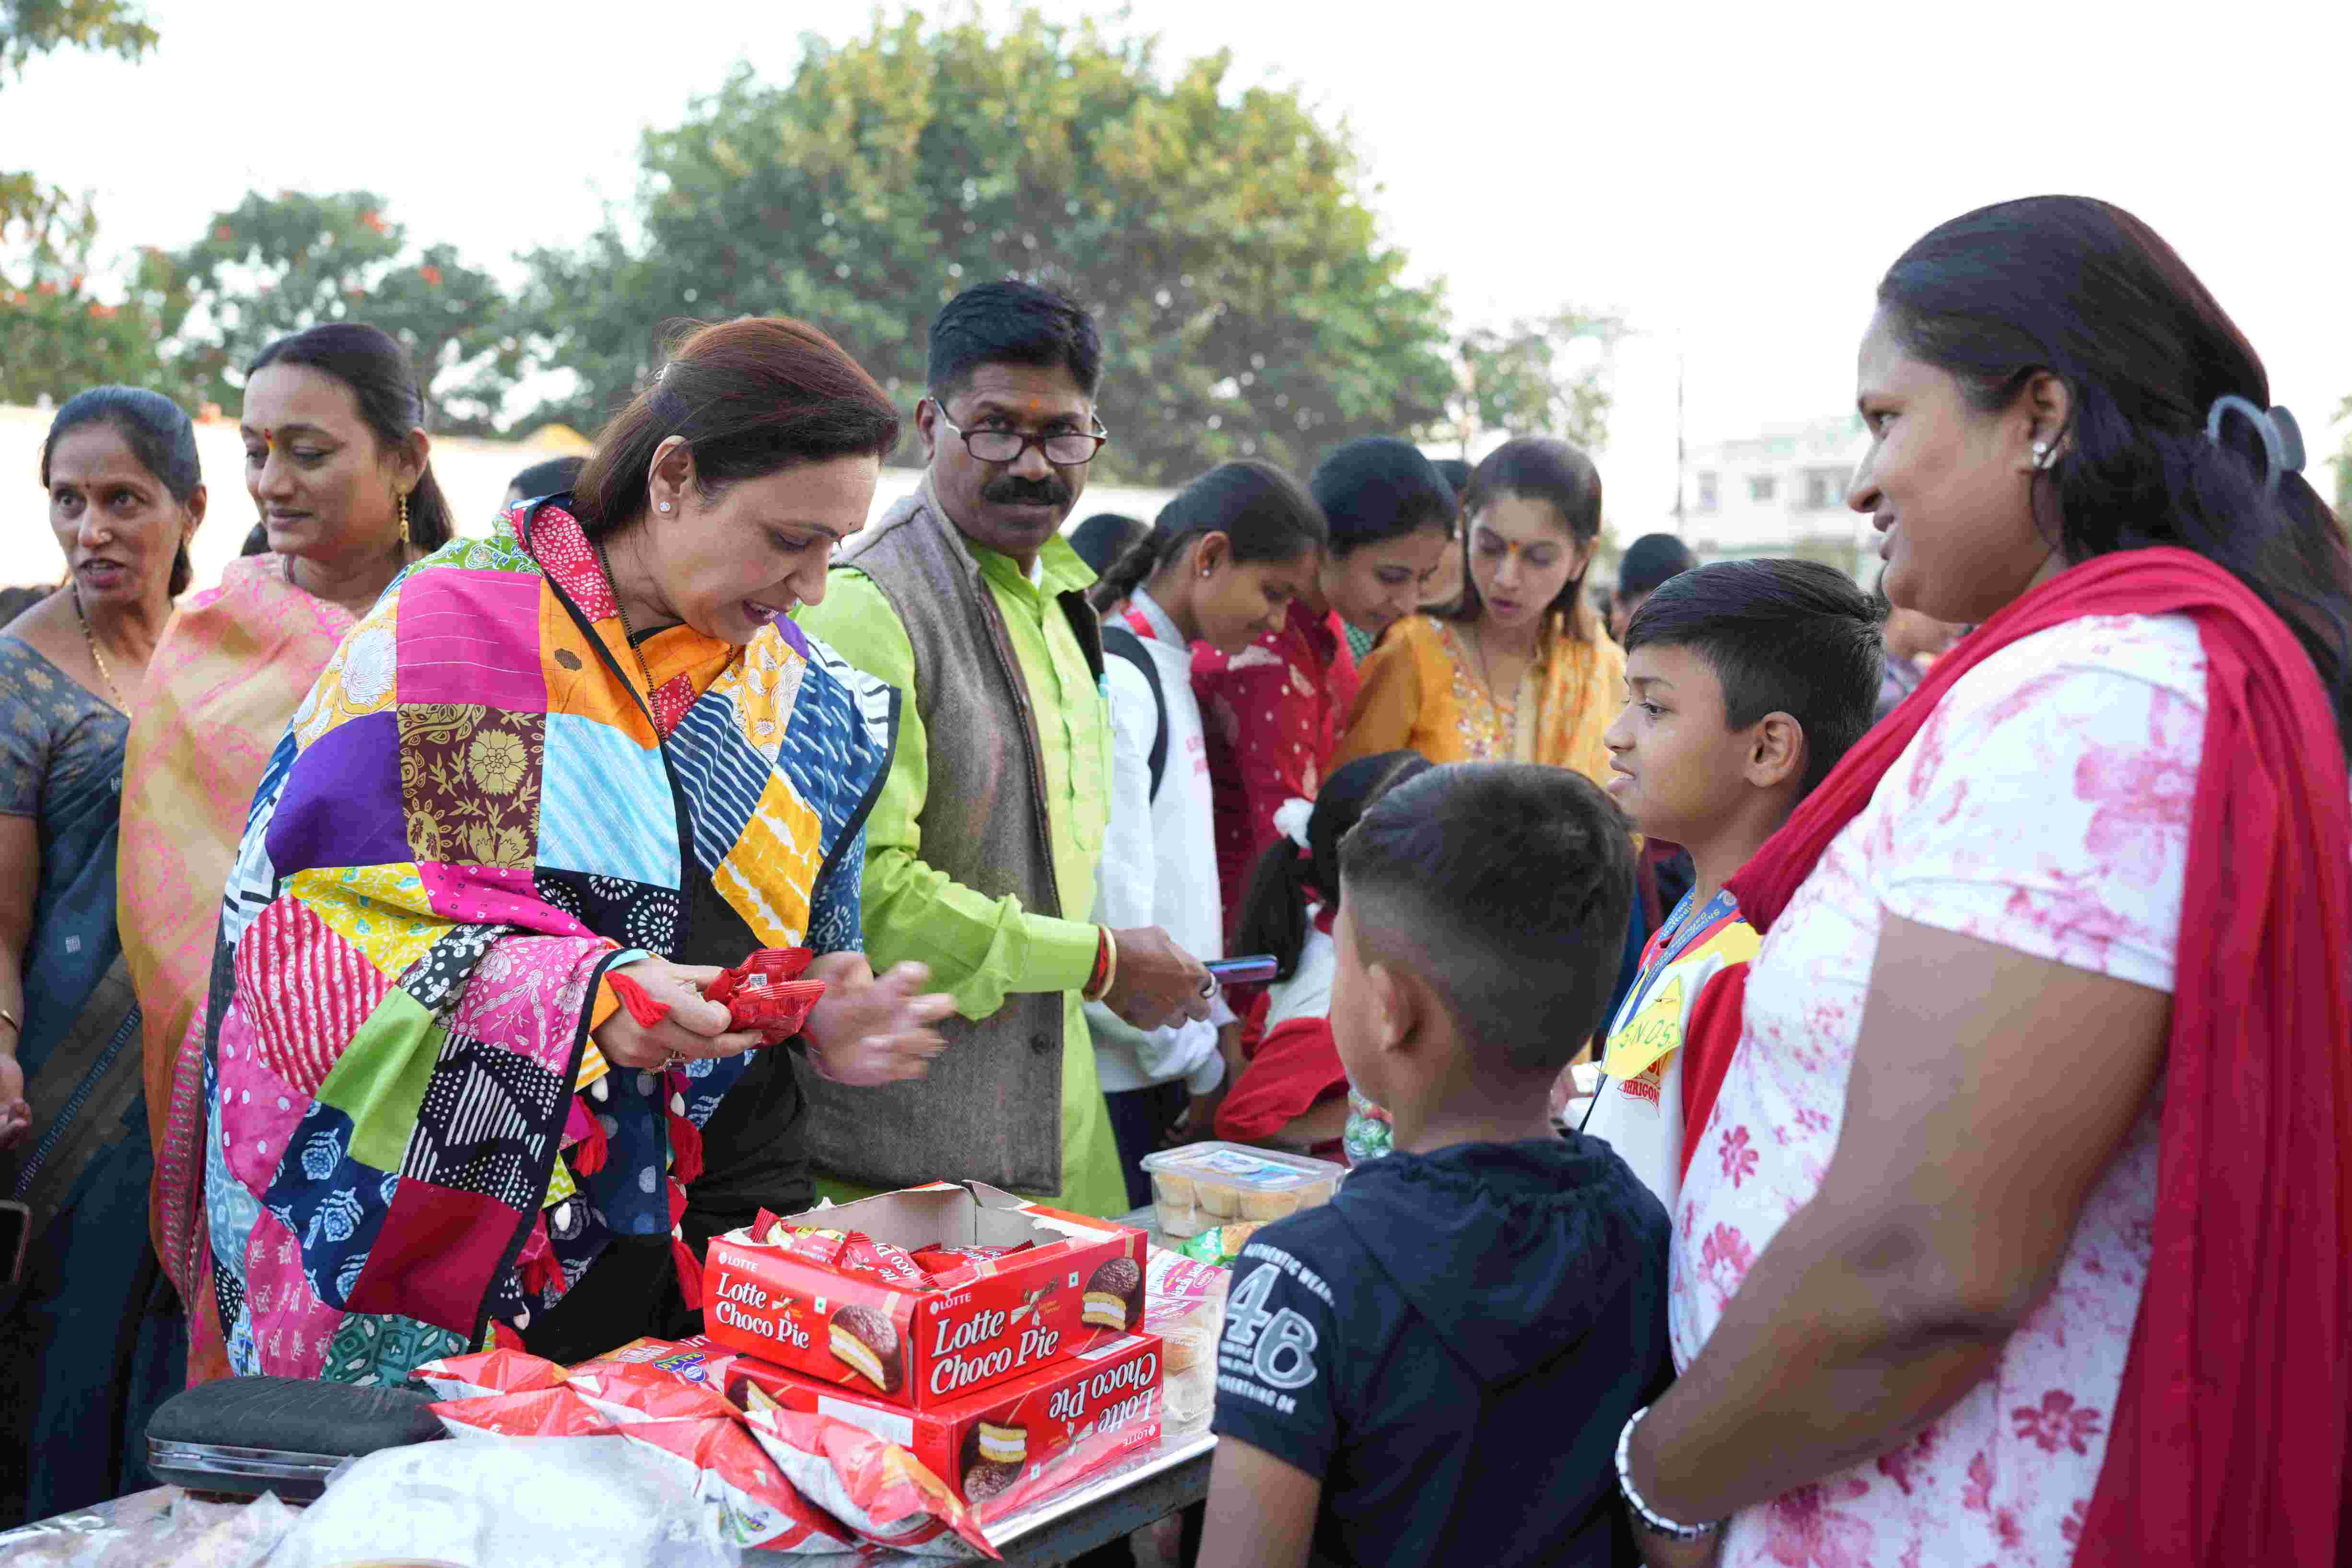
[1083,462,1327,1206]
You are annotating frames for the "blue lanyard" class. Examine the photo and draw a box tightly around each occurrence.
[1614,886,1740,1040]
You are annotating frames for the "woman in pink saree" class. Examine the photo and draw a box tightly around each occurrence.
[120,324,449,1383]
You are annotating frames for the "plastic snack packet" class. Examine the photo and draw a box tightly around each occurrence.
[431,1385,612,1439]
[739,1387,999,1558]
[613,1414,850,1552]
[704,948,827,1037]
[411,1346,569,1402]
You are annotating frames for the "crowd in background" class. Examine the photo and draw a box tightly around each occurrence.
[1,191,2349,1568]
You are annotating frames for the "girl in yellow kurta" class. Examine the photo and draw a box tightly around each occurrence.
[1336,437,1622,785]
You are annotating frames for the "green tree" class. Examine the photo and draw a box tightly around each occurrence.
[0,0,170,399]
[1454,306,1623,455]
[171,190,519,431]
[519,10,1454,483]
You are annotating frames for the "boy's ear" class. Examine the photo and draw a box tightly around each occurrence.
[1744,712,1807,791]
[1365,960,1416,1056]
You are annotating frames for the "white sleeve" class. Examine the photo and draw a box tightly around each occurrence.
[1873,622,2205,995]
[1090,656,1161,934]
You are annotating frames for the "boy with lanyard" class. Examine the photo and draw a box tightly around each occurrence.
[1199,763,1670,1568]
[1586,559,1882,1208]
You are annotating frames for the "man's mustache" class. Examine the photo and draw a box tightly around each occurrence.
[982,476,1071,509]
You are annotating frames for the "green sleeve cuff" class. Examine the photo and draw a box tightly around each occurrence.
[1026,914,1101,995]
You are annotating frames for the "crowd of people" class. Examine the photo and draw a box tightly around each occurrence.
[1,191,2348,1568]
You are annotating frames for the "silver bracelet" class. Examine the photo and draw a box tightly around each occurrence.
[1616,1405,1724,1542]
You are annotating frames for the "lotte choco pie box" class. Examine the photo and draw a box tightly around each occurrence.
[702,1181,1152,1411]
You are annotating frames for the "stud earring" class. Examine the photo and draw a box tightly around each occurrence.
[2031,440,2055,471]
[659,501,672,513]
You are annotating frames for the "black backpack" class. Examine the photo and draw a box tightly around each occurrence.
[1100,624,1170,802]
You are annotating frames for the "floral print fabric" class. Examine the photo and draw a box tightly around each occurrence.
[1672,615,2205,1567]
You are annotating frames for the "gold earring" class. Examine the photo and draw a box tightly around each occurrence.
[398,491,411,545]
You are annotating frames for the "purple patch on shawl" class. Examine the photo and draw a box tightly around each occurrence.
[395,570,549,711]
[415,863,591,940]
[768,615,809,659]
[266,710,410,875]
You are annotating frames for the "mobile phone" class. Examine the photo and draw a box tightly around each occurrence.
[1205,955,1278,984]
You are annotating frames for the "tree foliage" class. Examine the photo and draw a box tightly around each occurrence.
[169,191,519,431]
[519,10,1455,483]
[1455,306,1623,455]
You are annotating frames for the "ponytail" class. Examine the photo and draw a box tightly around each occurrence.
[405,466,455,550]
[1085,459,1327,615]
[1232,750,1434,983]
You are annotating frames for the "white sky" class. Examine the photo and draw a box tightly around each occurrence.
[4,0,2349,533]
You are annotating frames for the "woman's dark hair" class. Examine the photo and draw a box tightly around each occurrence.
[240,522,272,557]
[1069,512,1148,579]
[1309,437,1456,558]
[1088,461,1327,614]
[574,317,901,541]
[927,280,1102,405]
[509,455,586,501]
[1233,749,1430,982]
[1431,457,1472,515]
[250,324,454,551]
[1445,436,1605,639]
[1879,195,2352,745]
[41,386,203,597]
[1616,532,1698,602]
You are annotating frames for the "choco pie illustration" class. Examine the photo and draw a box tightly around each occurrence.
[704,1181,1151,1409]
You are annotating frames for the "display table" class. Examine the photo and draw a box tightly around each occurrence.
[0,1210,1216,1567]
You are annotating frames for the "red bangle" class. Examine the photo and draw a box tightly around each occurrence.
[1085,929,1111,1000]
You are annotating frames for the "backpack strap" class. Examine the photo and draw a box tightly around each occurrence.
[1100,623,1170,802]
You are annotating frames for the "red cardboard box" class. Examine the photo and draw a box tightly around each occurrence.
[702,1181,1149,1410]
[734,1331,1165,1519]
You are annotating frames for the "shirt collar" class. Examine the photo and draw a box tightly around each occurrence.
[1128,586,1186,647]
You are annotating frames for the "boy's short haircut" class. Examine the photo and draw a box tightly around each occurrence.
[1338,763,1634,1079]
[1624,558,1884,795]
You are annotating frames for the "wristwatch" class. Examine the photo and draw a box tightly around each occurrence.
[1616,1406,1725,1541]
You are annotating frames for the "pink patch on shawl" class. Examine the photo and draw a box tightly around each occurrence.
[416,862,590,937]
[232,901,394,1097]
[525,504,615,621]
[449,934,608,1078]
[242,1208,341,1380]
[217,1040,315,1197]
[395,569,550,711]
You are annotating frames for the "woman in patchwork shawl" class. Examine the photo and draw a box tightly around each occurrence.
[202,318,956,1382]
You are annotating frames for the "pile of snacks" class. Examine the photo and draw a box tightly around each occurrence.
[700,1182,1169,1518]
[1139,1143,1346,1239]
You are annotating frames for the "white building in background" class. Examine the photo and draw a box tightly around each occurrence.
[1683,415,1874,578]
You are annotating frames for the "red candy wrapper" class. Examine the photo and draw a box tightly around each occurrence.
[839,1233,935,1290]
[704,948,827,1038]
[568,1359,740,1427]
[740,1388,999,1558]
[411,1347,568,1402]
[572,1336,740,1399]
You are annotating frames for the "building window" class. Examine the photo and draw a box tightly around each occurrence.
[1748,473,1777,503]
[1805,468,1847,509]
[1696,471,1719,512]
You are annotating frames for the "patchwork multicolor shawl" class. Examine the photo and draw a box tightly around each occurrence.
[201,500,896,1383]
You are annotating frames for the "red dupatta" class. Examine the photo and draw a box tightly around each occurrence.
[1725,547,2352,1566]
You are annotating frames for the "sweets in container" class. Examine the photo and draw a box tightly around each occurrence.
[1138,1143,1346,1237]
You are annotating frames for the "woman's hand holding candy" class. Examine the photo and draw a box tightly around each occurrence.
[592,958,764,1073]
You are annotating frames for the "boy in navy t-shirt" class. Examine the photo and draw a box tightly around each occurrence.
[1199,763,1671,1568]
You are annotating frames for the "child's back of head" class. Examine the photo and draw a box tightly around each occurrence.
[1339,761,1636,1090]
[1622,558,1884,800]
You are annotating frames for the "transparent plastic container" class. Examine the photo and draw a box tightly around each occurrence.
[1138,1142,1347,1238]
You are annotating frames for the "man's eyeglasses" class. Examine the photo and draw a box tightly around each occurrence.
[931,404,1110,467]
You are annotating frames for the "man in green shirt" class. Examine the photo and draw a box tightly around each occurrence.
[796,282,1212,1217]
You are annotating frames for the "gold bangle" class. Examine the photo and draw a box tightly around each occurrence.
[0,1006,18,1038]
[1084,928,1119,1003]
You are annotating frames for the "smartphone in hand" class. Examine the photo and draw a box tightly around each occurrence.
[1205,954,1277,985]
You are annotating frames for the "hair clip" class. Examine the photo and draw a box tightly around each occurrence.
[1271,796,1315,852]
[2204,395,2305,497]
